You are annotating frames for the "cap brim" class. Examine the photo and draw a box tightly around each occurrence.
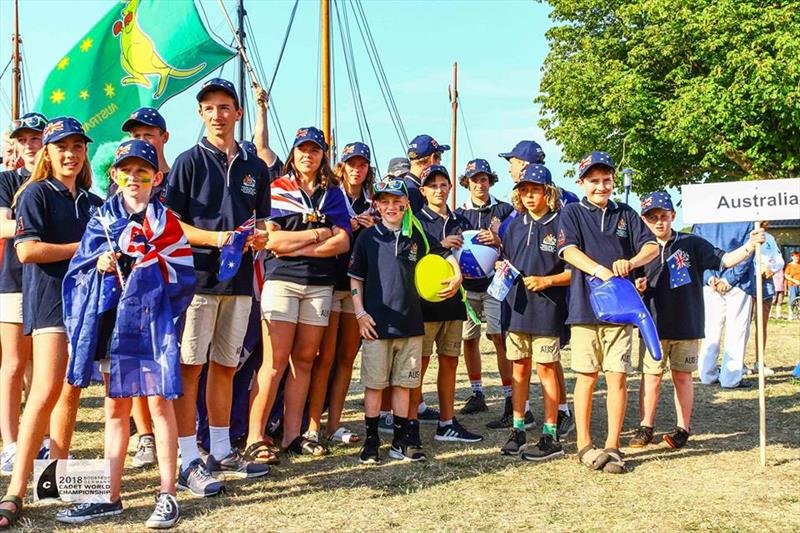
[196,86,239,105]
[114,154,158,170]
[10,127,43,139]
[46,132,93,144]
[497,152,514,160]
[578,162,614,179]
[437,145,451,152]
[341,153,369,163]
[293,139,328,152]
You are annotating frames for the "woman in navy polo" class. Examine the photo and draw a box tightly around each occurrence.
[0,117,102,528]
[307,142,375,445]
[246,127,350,457]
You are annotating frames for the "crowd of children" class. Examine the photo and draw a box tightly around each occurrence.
[0,76,773,529]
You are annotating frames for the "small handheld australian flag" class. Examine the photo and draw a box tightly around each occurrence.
[218,214,256,282]
[666,249,691,289]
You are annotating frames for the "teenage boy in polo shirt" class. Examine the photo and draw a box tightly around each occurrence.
[414,165,483,445]
[349,179,448,463]
[164,78,271,496]
[455,159,513,416]
[404,134,450,213]
[630,192,764,449]
[557,151,659,474]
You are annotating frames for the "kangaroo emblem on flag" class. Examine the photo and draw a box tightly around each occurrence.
[113,0,207,99]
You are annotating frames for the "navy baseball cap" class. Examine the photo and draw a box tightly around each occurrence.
[112,139,159,170]
[387,157,410,176]
[121,107,167,132]
[293,126,328,152]
[514,164,552,188]
[464,158,496,179]
[42,117,92,145]
[420,164,450,185]
[577,151,615,179]
[10,112,48,138]
[196,78,239,106]
[408,134,450,159]
[498,140,545,163]
[373,177,408,197]
[341,142,371,163]
[640,191,674,215]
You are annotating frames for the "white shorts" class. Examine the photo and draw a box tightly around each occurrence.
[0,292,23,324]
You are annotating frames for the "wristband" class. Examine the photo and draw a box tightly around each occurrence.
[216,231,225,248]
[355,310,367,320]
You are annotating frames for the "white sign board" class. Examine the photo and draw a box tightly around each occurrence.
[681,178,800,224]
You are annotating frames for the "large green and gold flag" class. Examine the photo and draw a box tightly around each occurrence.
[34,0,235,150]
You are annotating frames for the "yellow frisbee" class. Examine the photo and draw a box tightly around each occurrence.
[415,254,454,302]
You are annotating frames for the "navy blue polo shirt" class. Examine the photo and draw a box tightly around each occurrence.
[456,196,514,293]
[14,178,102,334]
[165,138,270,296]
[502,211,568,336]
[348,222,443,338]
[417,205,469,322]
[264,183,347,286]
[642,232,725,340]
[266,157,284,182]
[401,172,426,213]
[334,187,372,291]
[557,198,656,325]
[0,168,30,293]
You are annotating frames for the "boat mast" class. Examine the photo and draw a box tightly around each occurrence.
[237,0,247,140]
[11,0,21,120]
[450,62,458,209]
[321,0,332,158]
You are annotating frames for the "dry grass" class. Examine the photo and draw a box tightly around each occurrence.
[5,320,799,532]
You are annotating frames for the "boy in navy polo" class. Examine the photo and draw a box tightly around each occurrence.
[0,112,46,475]
[414,164,483,445]
[164,78,271,496]
[455,159,513,416]
[348,178,444,463]
[630,192,764,449]
[403,134,450,213]
[557,151,659,474]
[500,165,571,461]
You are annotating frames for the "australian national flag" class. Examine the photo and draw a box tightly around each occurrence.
[666,249,691,289]
[218,214,256,282]
[269,174,352,234]
[64,195,195,400]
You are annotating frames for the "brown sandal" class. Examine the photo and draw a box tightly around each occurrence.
[602,448,626,474]
[577,445,610,471]
[244,441,280,465]
[0,495,22,530]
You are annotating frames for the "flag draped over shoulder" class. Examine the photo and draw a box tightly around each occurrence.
[64,196,195,400]
[269,174,352,234]
[35,0,235,153]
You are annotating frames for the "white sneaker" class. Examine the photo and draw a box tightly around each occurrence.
[754,363,776,376]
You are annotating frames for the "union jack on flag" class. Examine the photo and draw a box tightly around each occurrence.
[269,174,352,234]
[666,249,691,289]
[42,120,64,138]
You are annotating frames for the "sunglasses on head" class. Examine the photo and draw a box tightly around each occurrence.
[14,116,47,130]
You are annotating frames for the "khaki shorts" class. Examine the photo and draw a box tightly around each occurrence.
[570,324,633,374]
[0,292,23,324]
[330,290,355,314]
[422,320,462,357]
[507,333,560,363]
[32,326,66,336]
[641,339,700,375]
[361,336,423,389]
[181,294,252,368]
[260,280,333,326]
[462,291,502,340]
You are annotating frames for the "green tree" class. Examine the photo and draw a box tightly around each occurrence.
[537,0,800,192]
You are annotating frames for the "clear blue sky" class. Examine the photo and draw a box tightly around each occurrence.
[1,0,669,220]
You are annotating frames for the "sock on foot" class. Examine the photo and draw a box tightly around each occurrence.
[501,379,512,399]
[365,415,380,440]
[209,426,232,459]
[393,416,407,445]
[438,418,453,428]
[178,435,201,471]
[418,402,428,415]
[524,400,531,413]
[468,374,483,395]
[543,423,557,439]
[512,418,525,431]
[558,403,570,415]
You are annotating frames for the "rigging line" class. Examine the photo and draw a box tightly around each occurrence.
[348,0,404,151]
[458,97,475,160]
[266,0,299,93]
[0,58,13,81]
[20,42,34,112]
[331,2,338,153]
[197,0,231,46]
[354,0,407,144]
[333,0,364,140]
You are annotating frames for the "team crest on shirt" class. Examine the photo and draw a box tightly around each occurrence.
[408,242,418,262]
[615,218,628,238]
[540,232,557,253]
[241,174,256,196]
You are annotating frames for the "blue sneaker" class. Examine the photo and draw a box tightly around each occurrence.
[177,458,225,497]
[145,492,180,529]
[793,361,800,378]
[206,449,271,479]
[55,499,123,524]
[378,412,394,435]
[36,442,50,460]
[0,444,15,476]
[417,405,440,425]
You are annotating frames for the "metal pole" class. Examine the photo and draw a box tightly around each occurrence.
[622,168,633,205]
[450,62,458,210]
[237,0,247,140]
[11,0,21,120]
[321,0,332,157]
[754,221,767,468]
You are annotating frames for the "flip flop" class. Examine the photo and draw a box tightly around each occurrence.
[577,444,610,471]
[327,426,361,444]
[602,448,626,474]
[0,495,22,530]
[244,441,280,465]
